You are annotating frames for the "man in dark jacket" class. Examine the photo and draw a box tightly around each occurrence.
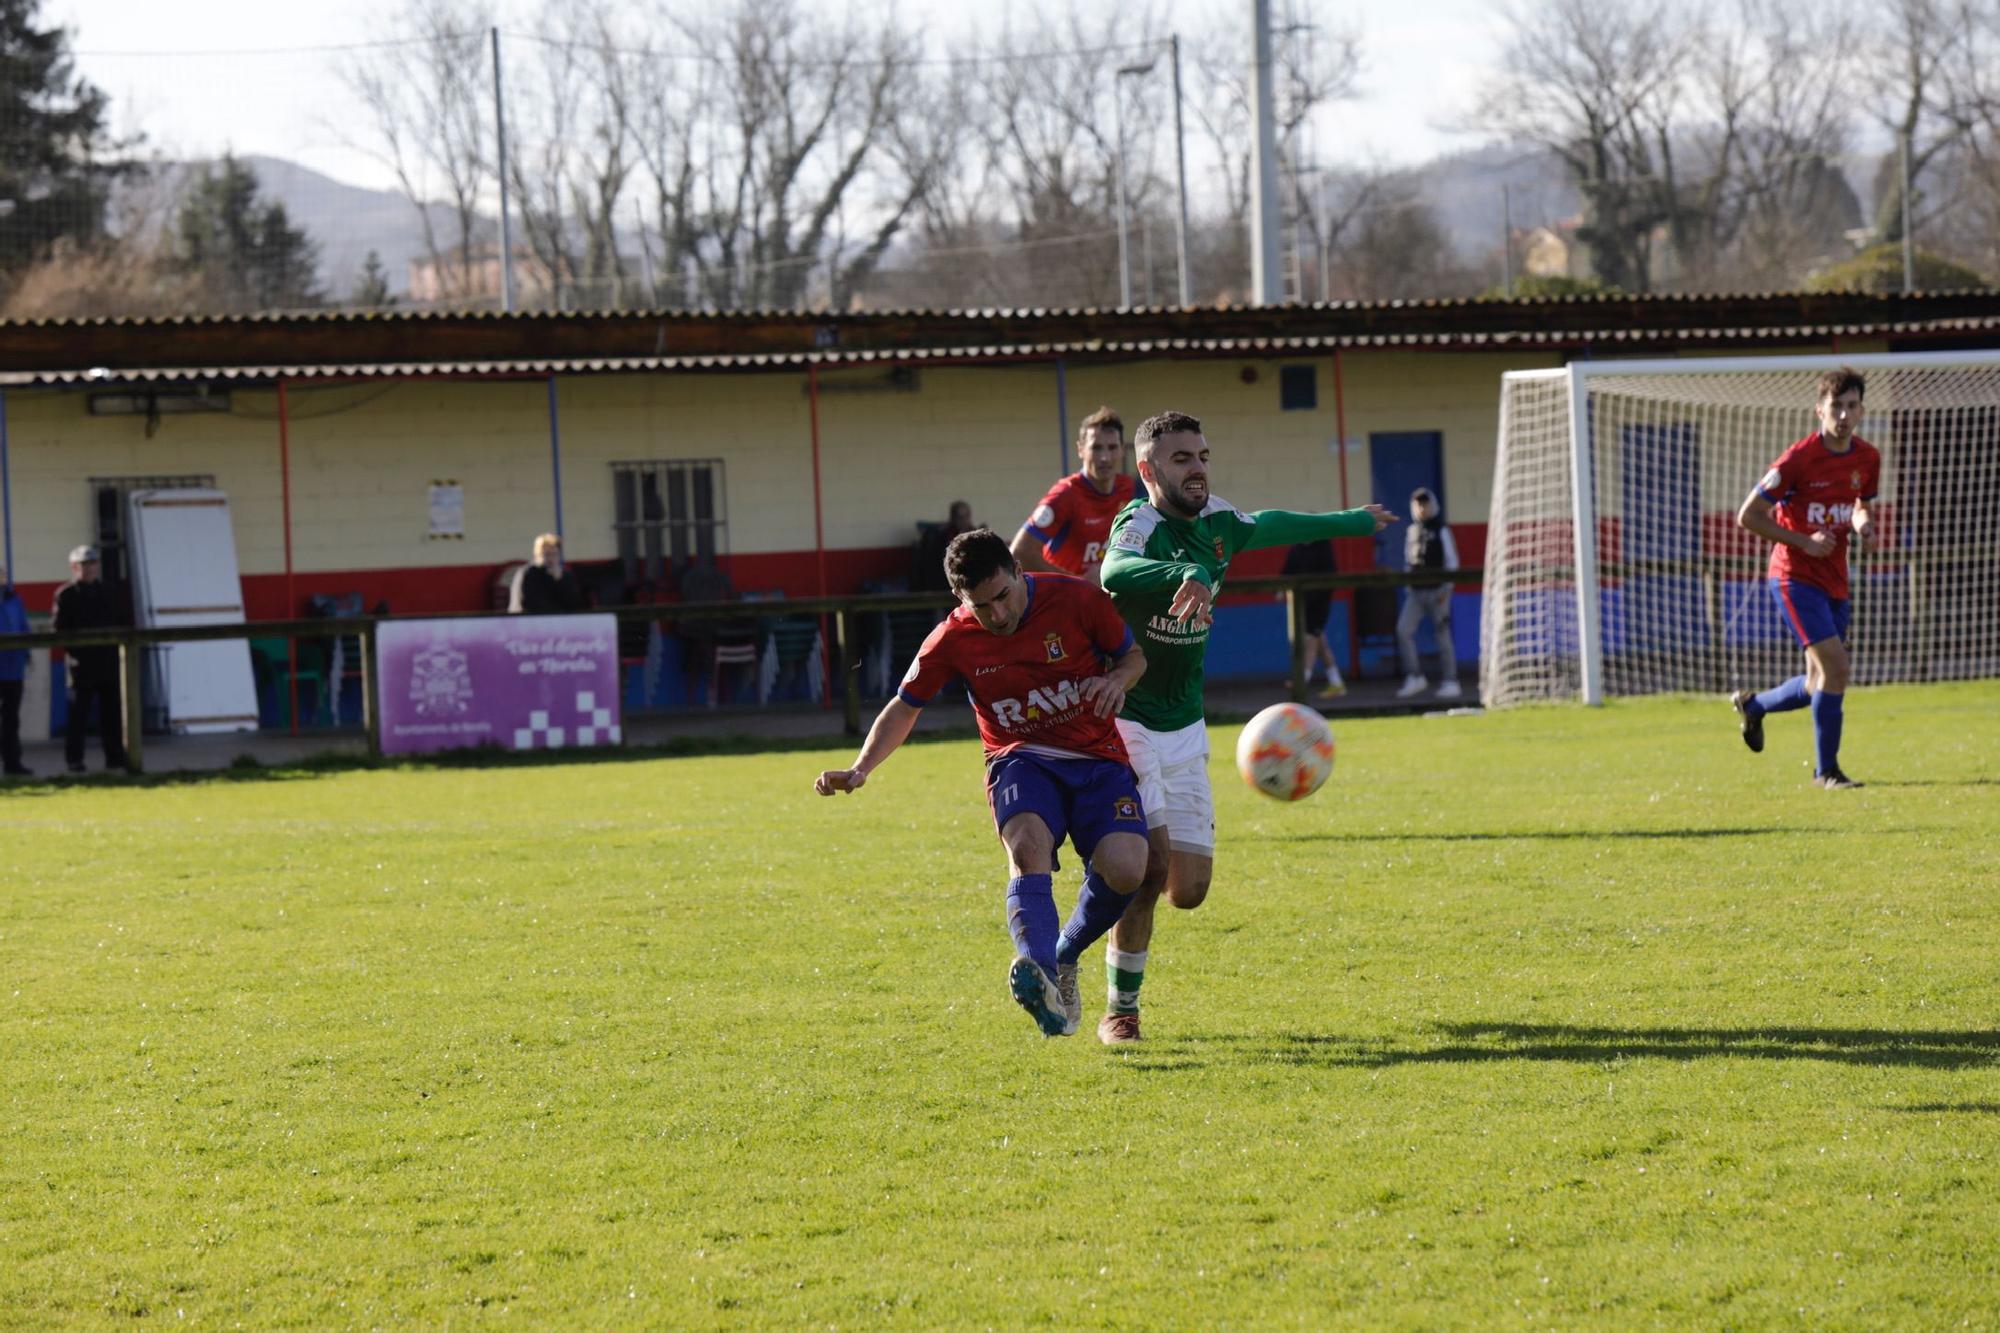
[0,564,31,775]
[510,533,588,614]
[51,545,129,773]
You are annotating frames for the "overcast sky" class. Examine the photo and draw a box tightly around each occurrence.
[46,0,1505,193]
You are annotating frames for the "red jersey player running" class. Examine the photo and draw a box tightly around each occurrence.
[1731,365,1882,789]
[814,529,1150,1037]
[1011,405,1137,581]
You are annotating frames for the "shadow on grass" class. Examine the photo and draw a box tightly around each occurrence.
[1864,778,2000,789]
[0,723,982,794]
[1262,827,1834,844]
[1883,1102,2000,1114]
[1113,1021,2000,1074]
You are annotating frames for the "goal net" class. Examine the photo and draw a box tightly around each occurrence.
[1480,351,2000,706]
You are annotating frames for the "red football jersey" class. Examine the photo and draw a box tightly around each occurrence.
[1756,432,1882,599]
[1023,472,1138,576]
[897,574,1135,763]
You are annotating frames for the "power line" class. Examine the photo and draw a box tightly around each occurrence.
[500,27,1167,72]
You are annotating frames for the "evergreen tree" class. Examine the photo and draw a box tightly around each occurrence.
[175,154,324,311]
[0,0,130,274]
[351,249,394,306]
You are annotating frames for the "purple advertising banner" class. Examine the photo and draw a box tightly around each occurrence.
[376,614,622,756]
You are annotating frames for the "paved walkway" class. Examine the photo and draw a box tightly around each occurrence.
[4,675,1479,781]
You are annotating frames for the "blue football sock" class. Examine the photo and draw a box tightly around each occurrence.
[1005,874,1059,975]
[1056,862,1134,966]
[1752,675,1810,718]
[1812,690,1845,776]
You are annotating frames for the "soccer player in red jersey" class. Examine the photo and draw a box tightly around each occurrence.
[1731,366,1882,789]
[1011,406,1138,581]
[814,529,1150,1036]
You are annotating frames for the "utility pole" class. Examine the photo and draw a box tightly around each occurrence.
[491,27,516,313]
[1113,72,1134,307]
[1170,35,1192,305]
[1900,129,1915,294]
[1502,184,1514,296]
[1249,0,1283,305]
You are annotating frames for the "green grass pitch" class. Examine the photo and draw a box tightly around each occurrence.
[3,682,1997,1324]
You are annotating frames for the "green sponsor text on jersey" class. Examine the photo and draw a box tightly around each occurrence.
[1101,496,1378,730]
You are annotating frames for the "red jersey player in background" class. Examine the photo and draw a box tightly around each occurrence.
[1731,365,1882,789]
[1011,405,1137,582]
[814,529,1149,1037]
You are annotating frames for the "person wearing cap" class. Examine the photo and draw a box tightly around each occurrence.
[0,562,31,775]
[1396,487,1462,700]
[51,544,129,774]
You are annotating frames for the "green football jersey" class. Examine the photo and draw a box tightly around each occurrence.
[1102,495,1378,731]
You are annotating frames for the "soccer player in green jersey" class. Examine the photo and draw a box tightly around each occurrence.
[1090,409,1396,1044]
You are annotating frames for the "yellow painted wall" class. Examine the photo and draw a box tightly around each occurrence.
[2,342,1875,586]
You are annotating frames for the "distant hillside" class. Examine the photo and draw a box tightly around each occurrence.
[1410,143,1581,260]
[238,155,476,299]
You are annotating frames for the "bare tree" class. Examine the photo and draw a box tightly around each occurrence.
[1471,0,1698,292]
[341,0,496,303]
[504,2,639,308]
[1861,0,1983,250]
[1680,0,1862,288]
[623,0,937,310]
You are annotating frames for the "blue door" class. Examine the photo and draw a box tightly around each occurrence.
[1362,432,1445,675]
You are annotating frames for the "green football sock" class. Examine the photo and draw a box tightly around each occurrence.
[1105,946,1147,1014]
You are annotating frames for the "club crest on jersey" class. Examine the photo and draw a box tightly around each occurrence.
[1850,468,1863,489]
[1212,535,1225,558]
[1114,796,1140,820]
[1044,633,1066,662]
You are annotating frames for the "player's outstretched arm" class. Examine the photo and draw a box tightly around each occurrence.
[1235,504,1397,553]
[814,698,922,795]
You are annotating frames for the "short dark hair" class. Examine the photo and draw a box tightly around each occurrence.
[1817,366,1865,402]
[944,528,1016,592]
[1078,406,1123,443]
[1134,410,1202,449]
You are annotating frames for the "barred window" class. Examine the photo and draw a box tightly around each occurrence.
[611,459,727,588]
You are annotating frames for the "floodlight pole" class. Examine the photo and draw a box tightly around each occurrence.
[1565,362,1604,707]
[492,27,517,313]
[1113,61,1156,308]
[1249,0,1284,305]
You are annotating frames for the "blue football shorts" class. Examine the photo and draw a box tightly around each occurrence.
[1770,578,1850,649]
[985,751,1147,866]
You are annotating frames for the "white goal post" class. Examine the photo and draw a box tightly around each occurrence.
[1481,350,2000,707]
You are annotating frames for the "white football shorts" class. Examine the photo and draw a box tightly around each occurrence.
[1114,717,1215,856]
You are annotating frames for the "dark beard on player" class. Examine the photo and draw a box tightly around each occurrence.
[1160,478,1206,517]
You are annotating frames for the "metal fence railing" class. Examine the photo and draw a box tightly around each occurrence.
[0,568,1482,772]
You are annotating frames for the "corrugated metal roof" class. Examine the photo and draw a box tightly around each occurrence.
[1,286,1997,329]
[9,312,1998,386]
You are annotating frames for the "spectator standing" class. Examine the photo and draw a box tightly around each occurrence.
[912,501,976,592]
[51,545,129,773]
[510,533,587,613]
[0,565,30,775]
[1281,537,1346,699]
[1396,488,1462,700]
